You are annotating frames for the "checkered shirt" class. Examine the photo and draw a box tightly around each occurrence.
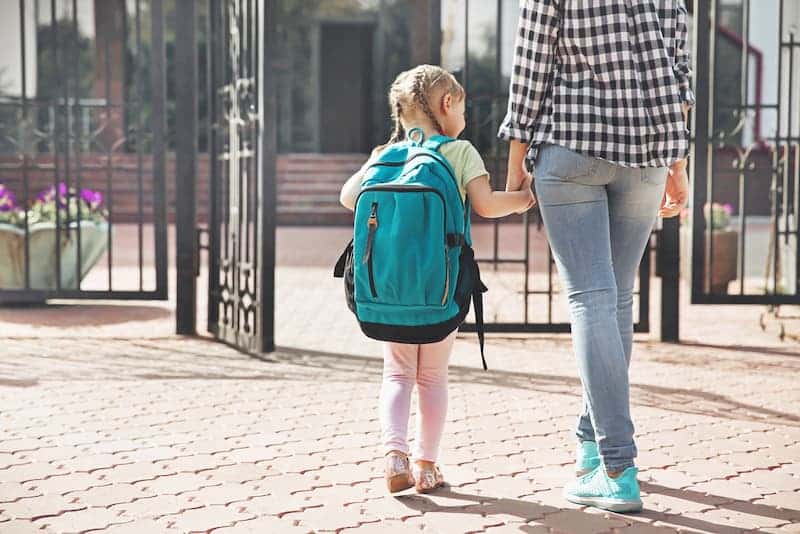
[498,0,695,168]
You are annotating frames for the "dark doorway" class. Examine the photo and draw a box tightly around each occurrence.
[319,22,374,154]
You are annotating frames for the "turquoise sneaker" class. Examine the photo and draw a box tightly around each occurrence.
[563,464,643,513]
[575,441,601,477]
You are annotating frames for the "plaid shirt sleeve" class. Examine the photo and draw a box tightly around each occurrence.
[497,0,560,144]
[674,3,695,107]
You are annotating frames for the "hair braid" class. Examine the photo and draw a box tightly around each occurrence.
[411,70,445,134]
[388,101,405,143]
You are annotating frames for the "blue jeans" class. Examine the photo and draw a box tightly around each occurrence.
[533,144,667,472]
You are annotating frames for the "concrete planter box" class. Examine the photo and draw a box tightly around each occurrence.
[681,227,739,294]
[0,221,108,290]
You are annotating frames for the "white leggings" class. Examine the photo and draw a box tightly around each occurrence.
[379,331,456,463]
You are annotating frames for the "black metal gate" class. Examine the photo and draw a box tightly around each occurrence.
[449,0,652,333]
[691,0,800,304]
[0,0,168,303]
[203,0,277,353]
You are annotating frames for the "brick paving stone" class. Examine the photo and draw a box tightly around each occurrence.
[761,526,800,534]
[24,473,103,495]
[216,446,282,464]
[54,453,129,473]
[66,483,153,508]
[211,515,314,534]
[688,479,767,502]
[114,446,184,462]
[640,469,699,490]
[155,453,233,473]
[0,439,50,454]
[0,483,41,502]
[539,509,628,534]
[340,518,426,533]
[404,508,494,533]
[36,507,131,533]
[0,463,65,483]
[160,504,255,532]
[752,491,800,518]
[294,484,375,508]
[460,476,546,499]
[133,473,217,495]
[484,523,551,534]
[0,453,30,469]
[0,494,84,520]
[469,497,555,523]
[14,447,83,464]
[718,451,784,471]
[681,507,790,531]
[0,519,57,533]
[204,463,269,484]
[104,518,176,533]
[353,496,425,521]
[610,524,681,534]
[180,482,265,506]
[470,457,529,477]
[734,469,800,493]
[109,494,200,519]
[93,461,175,484]
[284,503,380,532]
[240,493,323,516]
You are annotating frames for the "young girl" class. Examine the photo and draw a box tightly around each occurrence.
[339,65,534,493]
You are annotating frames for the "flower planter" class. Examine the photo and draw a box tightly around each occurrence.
[0,221,108,290]
[680,227,739,294]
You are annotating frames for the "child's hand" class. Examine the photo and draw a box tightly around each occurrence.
[515,173,536,213]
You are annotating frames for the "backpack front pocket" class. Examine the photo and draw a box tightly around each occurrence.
[354,186,449,308]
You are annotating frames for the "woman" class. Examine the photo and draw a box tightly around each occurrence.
[499,0,693,513]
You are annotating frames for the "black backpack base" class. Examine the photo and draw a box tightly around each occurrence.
[335,239,488,369]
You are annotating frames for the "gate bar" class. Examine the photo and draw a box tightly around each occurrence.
[260,0,278,353]
[152,0,168,298]
[175,0,198,334]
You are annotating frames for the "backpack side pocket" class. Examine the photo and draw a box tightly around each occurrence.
[333,239,356,314]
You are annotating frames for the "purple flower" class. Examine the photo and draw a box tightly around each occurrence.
[37,183,69,208]
[0,184,16,212]
[80,188,103,209]
[723,203,734,215]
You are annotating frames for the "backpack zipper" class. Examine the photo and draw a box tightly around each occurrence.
[363,202,379,298]
[442,253,450,305]
[356,186,452,306]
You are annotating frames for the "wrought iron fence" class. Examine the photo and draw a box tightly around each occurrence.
[0,0,167,302]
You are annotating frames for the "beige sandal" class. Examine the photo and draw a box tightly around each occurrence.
[384,451,415,493]
[413,462,445,493]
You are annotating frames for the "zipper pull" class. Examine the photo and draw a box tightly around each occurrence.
[363,202,378,264]
[441,254,450,305]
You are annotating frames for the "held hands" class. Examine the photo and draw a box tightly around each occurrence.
[507,165,537,214]
[660,159,689,218]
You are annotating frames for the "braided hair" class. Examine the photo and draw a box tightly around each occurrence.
[386,65,464,145]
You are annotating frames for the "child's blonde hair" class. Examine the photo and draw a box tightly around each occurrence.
[387,65,465,144]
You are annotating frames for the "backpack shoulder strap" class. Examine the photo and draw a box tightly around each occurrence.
[422,134,456,152]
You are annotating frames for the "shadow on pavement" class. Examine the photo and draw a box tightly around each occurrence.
[274,346,800,427]
[400,485,799,533]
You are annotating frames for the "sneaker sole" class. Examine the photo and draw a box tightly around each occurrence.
[386,473,414,493]
[564,493,643,513]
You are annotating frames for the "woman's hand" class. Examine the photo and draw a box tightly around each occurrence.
[660,159,689,218]
[515,171,537,214]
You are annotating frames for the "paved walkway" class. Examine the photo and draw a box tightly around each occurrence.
[1,227,800,533]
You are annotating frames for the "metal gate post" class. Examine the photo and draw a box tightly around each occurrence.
[690,0,713,304]
[175,0,197,335]
[260,0,278,353]
[660,218,680,342]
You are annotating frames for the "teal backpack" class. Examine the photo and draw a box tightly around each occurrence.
[334,129,488,369]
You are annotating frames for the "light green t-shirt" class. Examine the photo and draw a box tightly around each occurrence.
[360,139,489,201]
